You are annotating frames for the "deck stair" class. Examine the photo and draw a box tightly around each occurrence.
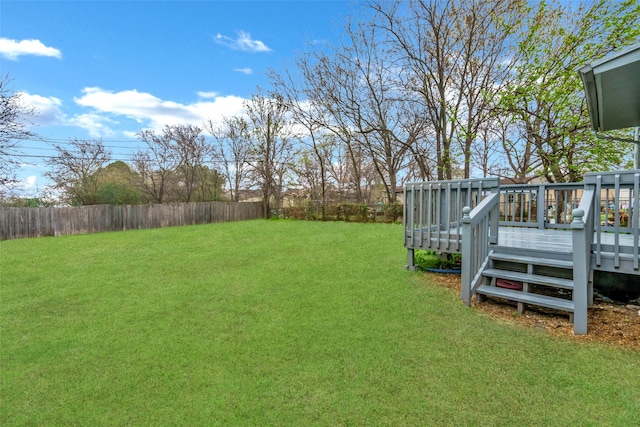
[405,171,639,334]
[476,247,581,321]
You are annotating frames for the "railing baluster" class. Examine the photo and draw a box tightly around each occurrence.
[427,183,432,249]
[634,173,639,270]
[595,175,603,267]
[614,174,621,268]
[419,184,424,248]
[437,183,442,251]
[456,181,462,251]
[448,182,453,231]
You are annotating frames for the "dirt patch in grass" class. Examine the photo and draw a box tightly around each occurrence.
[427,272,640,350]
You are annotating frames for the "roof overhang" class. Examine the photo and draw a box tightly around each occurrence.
[578,43,640,132]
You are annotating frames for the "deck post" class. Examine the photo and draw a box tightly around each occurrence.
[571,198,594,335]
[460,206,473,306]
[489,191,500,244]
[405,248,415,271]
[537,185,546,229]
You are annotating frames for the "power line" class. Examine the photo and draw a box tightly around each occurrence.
[13,153,138,162]
[18,138,143,150]
[19,136,142,144]
[12,153,229,167]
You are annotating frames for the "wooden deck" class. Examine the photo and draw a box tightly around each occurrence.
[403,171,640,334]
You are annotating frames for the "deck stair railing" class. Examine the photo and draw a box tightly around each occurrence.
[460,191,500,304]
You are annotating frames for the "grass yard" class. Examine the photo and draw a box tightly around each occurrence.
[1,220,639,425]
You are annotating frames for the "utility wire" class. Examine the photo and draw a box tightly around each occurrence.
[12,153,229,167]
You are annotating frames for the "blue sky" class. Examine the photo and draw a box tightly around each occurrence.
[0,0,359,195]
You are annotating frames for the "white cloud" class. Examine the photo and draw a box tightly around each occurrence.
[75,87,201,125]
[5,175,39,196]
[74,87,246,132]
[197,91,219,99]
[214,31,272,52]
[68,113,118,138]
[20,92,65,125]
[0,37,62,60]
[234,68,253,75]
[23,175,37,189]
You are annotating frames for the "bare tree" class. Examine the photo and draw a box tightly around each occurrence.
[205,116,252,202]
[244,89,296,217]
[291,149,324,203]
[269,66,334,218]
[370,0,523,180]
[0,75,37,190]
[325,136,351,201]
[166,124,212,203]
[133,129,178,204]
[453,1,520,178]
[496,118,540,182]
[469,121,506,179]
[298,17,422,203]
[341,18,415,203]
[133,124,217,203]
[45,139,111,205]
[294,48,366,202]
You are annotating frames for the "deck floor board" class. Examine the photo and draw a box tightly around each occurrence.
[497,227,638,253]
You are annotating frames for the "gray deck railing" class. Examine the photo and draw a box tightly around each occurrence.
[404,178,499,258]
[460,191,500,305]
[405,170,640,271]
[499,183,584,229]
[587,170,640,270]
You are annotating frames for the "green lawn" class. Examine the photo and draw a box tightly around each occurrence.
[1,220,638,425]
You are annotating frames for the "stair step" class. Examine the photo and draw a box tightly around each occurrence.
[489,252,573,269]
[482,269,574,290]
[476,285,575,312]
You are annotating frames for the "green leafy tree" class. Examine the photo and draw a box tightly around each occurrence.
[95,182,140,205]
[499,0,640,182]
[190,165,225,202]
[94,161,141,205]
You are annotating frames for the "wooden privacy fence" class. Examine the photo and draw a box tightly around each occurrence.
[0,201,264,240]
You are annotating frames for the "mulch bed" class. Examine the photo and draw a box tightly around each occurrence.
[427,272,640,350]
